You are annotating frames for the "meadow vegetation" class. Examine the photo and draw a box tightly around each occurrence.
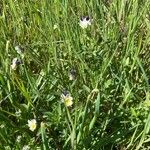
[0,0,150,149]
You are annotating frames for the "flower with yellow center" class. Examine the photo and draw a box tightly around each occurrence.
[79,16,91,29]
[64,96,73,107]
[61,91,73,107]
[27,119,37,131]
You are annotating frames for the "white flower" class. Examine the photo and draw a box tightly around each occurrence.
[22,145,30,150]
[79,16,91,29]
[61,91,73,107]
[11,58,21,70]
[27,119,37,131]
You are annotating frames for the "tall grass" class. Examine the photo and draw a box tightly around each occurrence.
[0,0,150,149]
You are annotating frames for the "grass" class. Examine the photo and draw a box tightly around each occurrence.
[0,0,150,149]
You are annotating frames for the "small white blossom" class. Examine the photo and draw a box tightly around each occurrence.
[11,58,21,70]
[61,91,73,107]
[27,119,37,131]
[79,16,91,29]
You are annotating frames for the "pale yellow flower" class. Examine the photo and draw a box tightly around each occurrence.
[61,91,73,107]
[27,119,37,131]
[64,96,73,107]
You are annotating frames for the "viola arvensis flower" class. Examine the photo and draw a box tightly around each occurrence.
[27,119,37,131]
[79,16,91,29]
[61,90,73,107]
[11,58,22,70]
